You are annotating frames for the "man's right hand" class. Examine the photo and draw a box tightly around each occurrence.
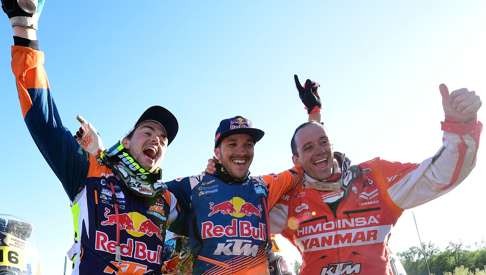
[2,0,45,29]
[440,84,481,123]
[75,115,105,156]
[205,158,217,174]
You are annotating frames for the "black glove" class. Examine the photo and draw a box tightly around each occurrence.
[294,74,321,114]
[1,0,44,29]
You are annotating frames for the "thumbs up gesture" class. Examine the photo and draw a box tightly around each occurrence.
[440,84,481,123]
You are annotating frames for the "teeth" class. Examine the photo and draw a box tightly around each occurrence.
[314,158,328,165]
[232,159,246,164]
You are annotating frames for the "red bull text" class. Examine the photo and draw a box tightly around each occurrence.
[95,231,162,264]
[201,219,266,241]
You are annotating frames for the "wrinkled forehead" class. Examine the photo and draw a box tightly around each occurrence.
[221,133,254,144]
[135,120,168,136]
[295,123,328,145]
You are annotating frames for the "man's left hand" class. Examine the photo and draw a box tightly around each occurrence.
[75,115,104,156]
[440,84,482,123]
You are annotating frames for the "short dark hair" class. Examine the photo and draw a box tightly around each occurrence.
[290,121,324,156]
[125,129,135,140]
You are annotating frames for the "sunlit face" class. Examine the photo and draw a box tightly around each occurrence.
[123,120,168,172]
[214,133,255,180]
[292,123,334,180]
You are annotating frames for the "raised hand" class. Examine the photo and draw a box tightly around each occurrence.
[75,115,104,156]
[294,74,321,114]
[205,158,217,174]
[440,84,481,123]
[1,0,45,29]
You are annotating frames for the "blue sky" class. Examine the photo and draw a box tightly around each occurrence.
[1,1,485,274]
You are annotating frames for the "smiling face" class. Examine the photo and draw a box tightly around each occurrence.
[292,123,334,180]
[214,133,255,180]
[122,120,168,172]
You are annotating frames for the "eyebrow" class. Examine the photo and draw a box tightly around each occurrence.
[225,137,254,143]
[140,125,167,137]
[302,136,328,147]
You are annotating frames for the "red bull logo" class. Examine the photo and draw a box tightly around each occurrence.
[208,197,262,218]
[137,220,162,240]
[101,208,135,230]
[201,219,267,241]
[100,208,162,240]
[230,117,250,129]
[239,202,261,217]
[95,231,162,264]
[208,201,236,217]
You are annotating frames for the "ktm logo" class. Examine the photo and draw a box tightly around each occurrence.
[321,262,361,275]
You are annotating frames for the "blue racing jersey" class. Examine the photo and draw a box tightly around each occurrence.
[10,45,177,275]
[167,169,300,275]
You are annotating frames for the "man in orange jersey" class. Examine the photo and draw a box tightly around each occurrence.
[269,76,482,274]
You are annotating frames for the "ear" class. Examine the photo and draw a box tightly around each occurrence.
[292,154,299,165]
[122,137,130,149]
[214,147,222,161]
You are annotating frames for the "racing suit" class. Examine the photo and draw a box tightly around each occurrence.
[167,169,301,275]
[270,120,482,275]
[11,45,178,275]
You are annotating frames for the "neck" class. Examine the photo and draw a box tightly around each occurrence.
[215,162,249,183]
[99,141,164,197]
[304,157,343,191]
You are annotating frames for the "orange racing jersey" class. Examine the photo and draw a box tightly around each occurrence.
[270,120,482,275]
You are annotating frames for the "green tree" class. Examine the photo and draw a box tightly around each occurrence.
[399,242,486,275]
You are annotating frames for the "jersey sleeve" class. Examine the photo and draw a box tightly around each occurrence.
[380,120,482,209]
[11,46,88,201]
[167,191,179,224]
[166,177,193,235]
[263,167,303,210]
[268,192,292,234]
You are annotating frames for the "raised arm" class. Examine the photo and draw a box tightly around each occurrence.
[294,74,322,122]
[385,84,482,209]
[2,0,88,200]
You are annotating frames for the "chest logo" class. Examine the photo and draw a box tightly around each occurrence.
[100,208,163,240]
[295,203,309,213]
[358,189,378,201]
[208,197,262,218]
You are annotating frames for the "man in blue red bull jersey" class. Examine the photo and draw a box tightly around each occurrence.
[76,115,302,274]
[166,116,302,275]
[2,0,182,274]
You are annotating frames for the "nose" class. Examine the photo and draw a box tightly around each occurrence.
[150,135,161,146]
[314,144,329,155]
[234,144,248,155]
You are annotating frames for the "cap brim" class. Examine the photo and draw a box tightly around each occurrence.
[216,128,264,147]
[135,106,179,145]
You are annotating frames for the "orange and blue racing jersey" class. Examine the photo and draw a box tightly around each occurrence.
[167,169,300,275]
[270,120,482,275]
[11,45,178,275]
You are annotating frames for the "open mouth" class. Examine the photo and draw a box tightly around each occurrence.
[231,158,248,165]
[313,157,329,168]
[143,147,158,160]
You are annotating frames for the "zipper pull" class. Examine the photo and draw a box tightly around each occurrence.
[115,245,122,262]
